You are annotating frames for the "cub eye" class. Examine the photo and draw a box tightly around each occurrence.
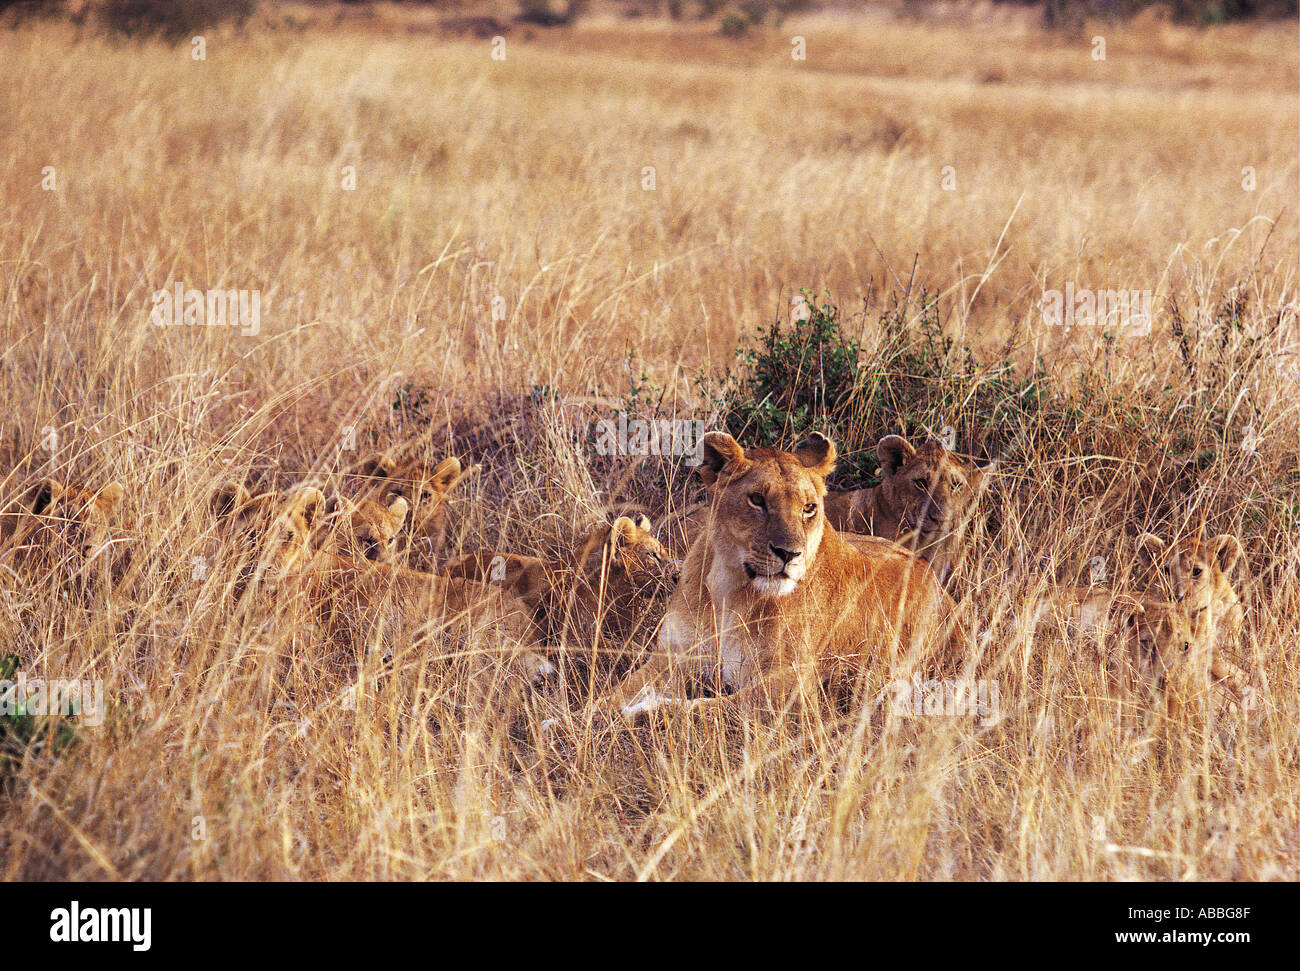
[747,493,766,510]
[1192,567,1203,577]
[913,480,927,493]
[952,478,964,491]
[803,502,817,518]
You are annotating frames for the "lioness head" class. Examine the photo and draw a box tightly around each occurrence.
[576,514,680,604]
[15,478,126,565]
[699,431,836,597]
[212,482,324,576]
[1136,531,1242,615]
[324,494,409,562]
[875,435,990,550]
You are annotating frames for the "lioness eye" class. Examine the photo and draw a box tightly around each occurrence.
[748,493,766,510]
[803,502,817,517]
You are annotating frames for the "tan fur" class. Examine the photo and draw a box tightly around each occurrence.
[443,514,679,660]
[321,494,409,563]
[1032,585,1248,718]
[598,432,966,721]
[353,448,475,569]
[1137,531,1245,659]
[210,482,548,677]
[0,478,127,580]
[823,435,992,584]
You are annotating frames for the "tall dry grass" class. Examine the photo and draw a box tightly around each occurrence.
[0,7,1297,879]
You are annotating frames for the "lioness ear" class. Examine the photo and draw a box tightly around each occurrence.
[387,496,409,526]
[795,432,837,478]
[95,481,126,514]
[30,478,58,515]
[699,432,745,487]
[429,457,463,494]
[877,435,915,478]
[211,481,251,518]
[1135,533,1165,570]
[1209,534,1243,575]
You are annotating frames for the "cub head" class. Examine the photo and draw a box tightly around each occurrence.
[28,478,127,564]
[875,435,991,551]
[356,450,472,553]
[576,514,679,604]
[325,494,409,562]
[699,431,836,597]
[1113,599,1196,680]
[212,482,324,576]
[1136,531,1242,615]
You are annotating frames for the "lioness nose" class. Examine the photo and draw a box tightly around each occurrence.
[769,544,801,565]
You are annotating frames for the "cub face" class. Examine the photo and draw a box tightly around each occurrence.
[3,478,127,570]
[211,482,324,576]
[1137,532,1242,616]
[699,431,836,597]
[578,514,680,603]
[325,495,409,562]
[356,451,471,560]
[875,435,988,549]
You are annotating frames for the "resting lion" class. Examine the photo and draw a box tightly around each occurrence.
[351,446,476,570]
[210,481,548,677]
[596,431,967,721]
[442,514,679,668]
[823,435,993,584]
[0,477,127,585]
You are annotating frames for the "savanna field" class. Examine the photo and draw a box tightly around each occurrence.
[1,0,1298,880]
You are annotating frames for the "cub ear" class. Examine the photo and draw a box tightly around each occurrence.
[699,432,745,487]
[30,478,59,515]
[609,516,639,550]
[357,451,397,480]
[289,486,326,526]
[387,495,409,526]
[95,481,126,514]
[634,514,653,533]
[1209,534,1243,575]
[429,457,464,494]
[211,481,251,518]
[1135,533,1166,570]
[795,432,837,478]
[876,435,915,478]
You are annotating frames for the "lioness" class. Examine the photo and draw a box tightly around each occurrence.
[442,514,679,664]
[823,435,993,584]
[598,432,966,720]
[352,447,475,569]
[0,478,127,581]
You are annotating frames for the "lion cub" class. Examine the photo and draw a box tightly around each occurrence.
[598,432,966,721]
[210,481,548,677]
[352,447,475,569]
[823,435,993,584]
[1031,586,1247,718]
[0,478,127,583]
[1137,532,1244,657]
[319,494,410,563]
[442,515,679,662]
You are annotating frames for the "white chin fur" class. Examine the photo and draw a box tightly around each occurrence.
[751,575,798,597]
